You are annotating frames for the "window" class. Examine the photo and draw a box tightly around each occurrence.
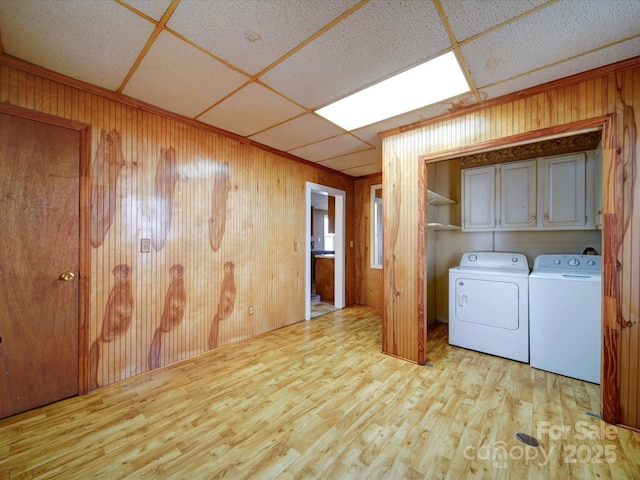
[371,184,382,268]
[324,214,335,251]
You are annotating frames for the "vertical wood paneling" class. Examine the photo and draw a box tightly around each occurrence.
[382,134,423,363]
[354,175,383,308]
[0,59,354,391]
[383,59,640,429]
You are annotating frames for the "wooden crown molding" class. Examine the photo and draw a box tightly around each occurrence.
[380,55,640,139]
[0,53,354,180]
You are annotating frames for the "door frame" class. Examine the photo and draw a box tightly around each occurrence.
[305,182,346,320]
[0,103,91,396]
[418,115,616,423]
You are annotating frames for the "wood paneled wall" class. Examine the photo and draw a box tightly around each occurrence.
[381,57,640,430]
[354,175,383,308]
[0,56,355,390]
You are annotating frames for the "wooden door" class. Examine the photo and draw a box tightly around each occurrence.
[0,112,80,418]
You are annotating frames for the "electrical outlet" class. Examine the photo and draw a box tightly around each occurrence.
[249,306,254,315]
[140,238,151,253]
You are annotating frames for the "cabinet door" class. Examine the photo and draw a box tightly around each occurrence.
[542,153,586,228]
[463,166,495,230]
[500,160,537,229]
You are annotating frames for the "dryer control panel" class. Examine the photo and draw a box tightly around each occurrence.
[458,252,529,271]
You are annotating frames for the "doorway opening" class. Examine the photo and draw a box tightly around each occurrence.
[305,182,346,320]
[419,116,612,418]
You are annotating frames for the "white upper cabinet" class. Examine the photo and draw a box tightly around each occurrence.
[462,151,598,231]
[462,166,496,230]
[541,153,586,228]
[500,160,537,229]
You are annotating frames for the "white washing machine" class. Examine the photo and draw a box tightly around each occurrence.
[529,254,602,384]
[449,252,530,362]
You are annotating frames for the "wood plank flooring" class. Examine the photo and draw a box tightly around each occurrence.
[1,305,639,479]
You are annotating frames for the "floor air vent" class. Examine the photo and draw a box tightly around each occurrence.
[514,432,539,447]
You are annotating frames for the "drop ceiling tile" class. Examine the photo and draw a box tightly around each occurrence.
[261,0,451,109]
[289,134,371,162]
[249,114,344,152]
[351,100,458,146]
[198,83,305,137]
[461,0,640,88]
[318,148,381,173]
[0,0,155,91]
[120,0,173,21]
[123,31,248,118]
[480,36,640,101]
[344,162,383,177]
[167,0,359,76]
[442,0,547,42]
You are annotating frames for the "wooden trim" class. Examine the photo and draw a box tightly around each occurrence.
[0,103,91,396]
[418,114,618,424]
[417,159,427,364]
[77,124,91,396]
[381,55,640,138]
[600,113,619,426]
[0,53,353,180]
[419,116,612,164]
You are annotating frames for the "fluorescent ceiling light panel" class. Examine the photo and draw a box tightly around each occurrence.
[316,51,469,131]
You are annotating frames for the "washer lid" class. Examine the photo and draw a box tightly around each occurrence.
[457,252,529,271]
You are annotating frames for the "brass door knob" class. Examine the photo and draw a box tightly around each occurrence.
[60,272,75,282]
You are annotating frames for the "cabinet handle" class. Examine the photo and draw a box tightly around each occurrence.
[531,215,536,221]
[544,215,549,220]
[595,210,602,215]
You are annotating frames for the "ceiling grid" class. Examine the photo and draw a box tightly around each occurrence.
[0,0,637,177]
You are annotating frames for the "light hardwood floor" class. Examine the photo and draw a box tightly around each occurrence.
[1,306,639,479]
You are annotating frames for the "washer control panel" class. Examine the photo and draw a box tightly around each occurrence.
[532,254,601,274]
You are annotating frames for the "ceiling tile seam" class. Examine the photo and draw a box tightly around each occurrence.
[247,111,311,138]
[164,26,255,81]
[194,77,316,129]
[457,0,560,47]
[342,163,379,173]
[334,158,380,171]
[475,34,640,92]
[312,146,381,164]
[346,132,380,150]
[284,129,380,155]
[432,0,480,103]
[253,0,370,80]
[193,79,254,120]
[116,0,181,94]
[115,0,160,25]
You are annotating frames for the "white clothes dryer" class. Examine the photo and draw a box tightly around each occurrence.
[449,252,530,362]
